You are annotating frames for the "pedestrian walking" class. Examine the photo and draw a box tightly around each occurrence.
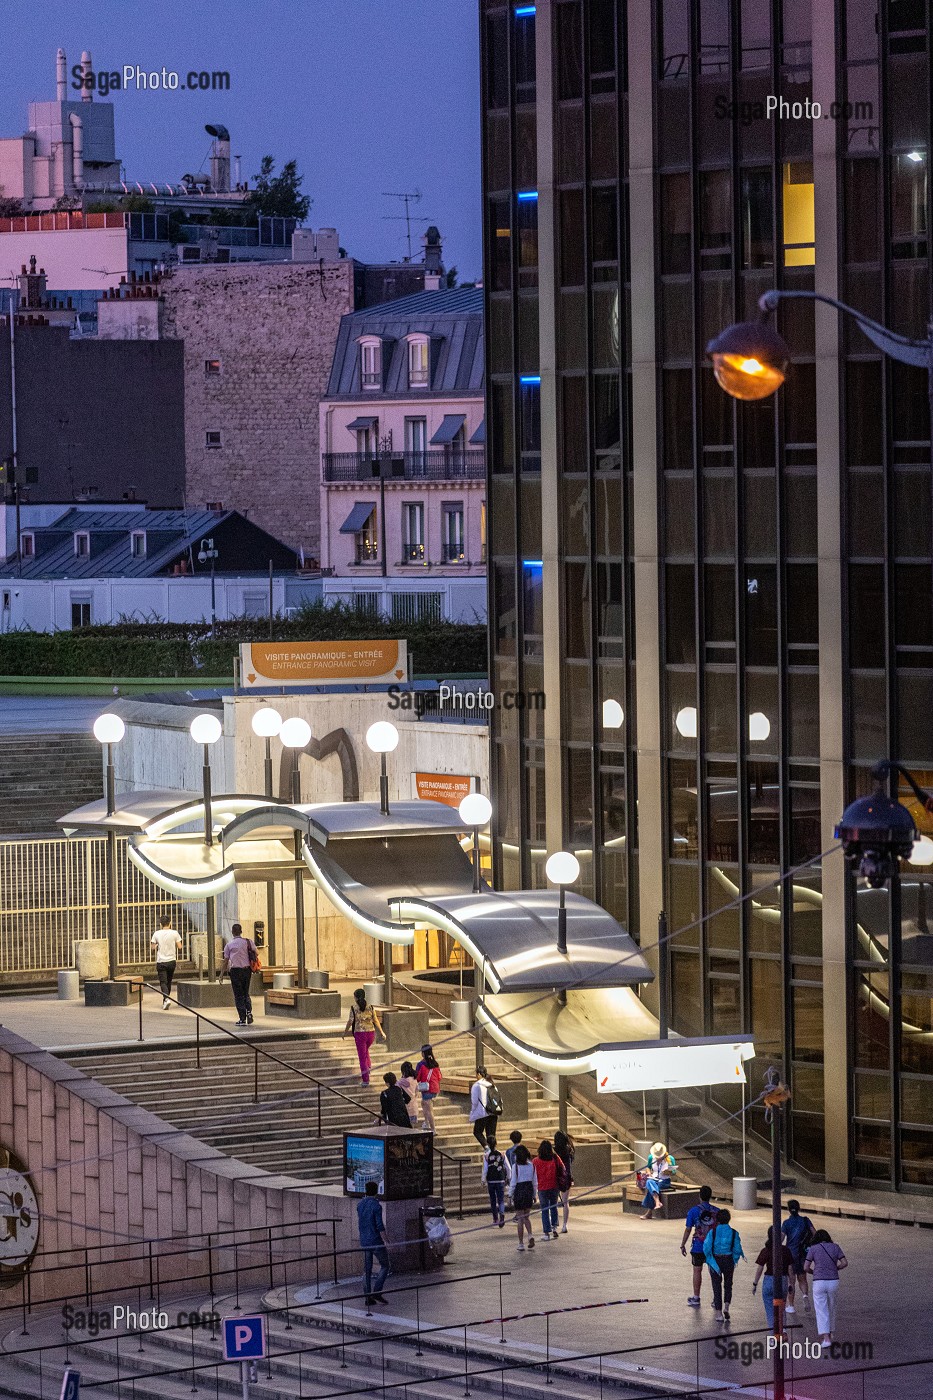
[509,1144,537,1251]
[379,1072,412,1129]
[505,1130,523,1168]
[357,1180,390,1307]
[782,1199,815,1312]
[343,989,385,1086]
[751,1226,796,1329]
[415,1045,442,1131]
[553,1129,575,1233]
[804,1229,848,1348]
[469,1066,501,1149]
[533,1140,564,1241]
[151,914,182,1008]
[221,926,258,1026]
[638,1142,678,1217]
[398,1061,420,1126]
[703,1208,745,1322]
[680,1185,720,1307]
[482,1144,511,1227]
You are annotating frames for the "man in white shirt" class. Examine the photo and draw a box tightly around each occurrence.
[151,915,183,1008]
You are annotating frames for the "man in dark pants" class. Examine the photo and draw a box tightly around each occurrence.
[357,1181,390,1306]
[221,924,257,1026]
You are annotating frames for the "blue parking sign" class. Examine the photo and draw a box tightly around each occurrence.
[222,1314,266,1361]
[60,1371,80,1400]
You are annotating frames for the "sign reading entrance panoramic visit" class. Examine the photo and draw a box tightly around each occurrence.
[241,640,410,689]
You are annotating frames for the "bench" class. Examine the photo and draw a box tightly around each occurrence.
[263,988,342,1020]
[443,1074,529,1119]
[621,1183,702,1220]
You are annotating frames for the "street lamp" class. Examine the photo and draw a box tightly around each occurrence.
[545,850,580,956]
[367,721,399,817]
[458,791,492,893]
[190,711,222,981]
[709,288,933,416]
[280,715,312,989]
[93,712,125,983]
[251,705,282,963]
[251,705,283,797]
[835,759,923,888]
[198,537,219,639]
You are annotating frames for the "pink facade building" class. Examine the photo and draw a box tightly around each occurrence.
[319,287,486,623]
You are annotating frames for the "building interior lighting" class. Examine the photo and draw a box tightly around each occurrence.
[907,151,925,162]
[602,698,624,729]
[908,836,933,865]
[748,711,771,741]
[519,374,541,384]
[517,191,539,201]
[515,4,537,14]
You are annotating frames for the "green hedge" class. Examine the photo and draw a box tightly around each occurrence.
[0,602,488,678]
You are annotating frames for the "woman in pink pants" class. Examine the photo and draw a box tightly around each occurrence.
[344,988,385,1085]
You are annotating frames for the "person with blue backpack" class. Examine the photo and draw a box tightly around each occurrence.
[703,1208,746,1322]
[680,1185,719,1307]
[781,1199,815,1312]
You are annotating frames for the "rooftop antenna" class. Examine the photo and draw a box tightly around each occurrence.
[382,190,433,260]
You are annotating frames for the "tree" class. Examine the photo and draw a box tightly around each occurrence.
[249,156,311,221]
[445,266,459,289]
[0,197,24,218]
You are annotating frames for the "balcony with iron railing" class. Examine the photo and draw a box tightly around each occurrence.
[322,449,485,483]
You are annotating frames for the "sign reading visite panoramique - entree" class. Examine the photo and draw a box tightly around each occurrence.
[241,640,409,688]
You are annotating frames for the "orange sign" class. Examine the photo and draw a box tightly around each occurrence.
[241,640,409,688]
[414,772,473,808]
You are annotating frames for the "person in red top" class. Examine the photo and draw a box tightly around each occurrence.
[533,1140,565,1240]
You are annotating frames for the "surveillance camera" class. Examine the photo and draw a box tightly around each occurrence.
[197,551,207,563]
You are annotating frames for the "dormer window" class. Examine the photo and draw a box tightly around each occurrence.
[130,530,147,559]
[360,337,382,390]
[19,532,35,558]
[407,335,429,388]
[74,531,90,558]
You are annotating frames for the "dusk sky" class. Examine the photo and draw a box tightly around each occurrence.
[1,0,483,278]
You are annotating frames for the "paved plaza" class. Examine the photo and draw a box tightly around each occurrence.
[310,1200,931,1400]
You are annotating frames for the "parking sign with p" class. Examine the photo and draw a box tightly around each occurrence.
[222,1314,266,1361]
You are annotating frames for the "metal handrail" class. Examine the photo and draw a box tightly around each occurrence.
[133,980,468,1214]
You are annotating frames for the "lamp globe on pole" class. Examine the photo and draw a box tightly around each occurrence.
[835,764,917,889]
[251,706,282,799]
[706,319,790,400]
[93,712,125,983]
[280,716,312,803]
[459,792,492,893]
[367,721,399,817]
[546,850,580,956]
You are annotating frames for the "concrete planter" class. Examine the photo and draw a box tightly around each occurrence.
[74,940,109,981]
[175,980,235,1010]
[264,990,342,1020]
[569,1140,613,1189]
[84,979,133,1007]
[381,1007,429,1054]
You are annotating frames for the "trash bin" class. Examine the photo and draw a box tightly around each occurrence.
[450,999,473,1032]
[364,980,384,1006]
[307,969,330,990]
[273,972,296,990]
[58,969,80,1001]
[420,1200,451,1268]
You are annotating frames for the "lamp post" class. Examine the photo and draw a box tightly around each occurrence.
[281,715,312,989]
[763,1067,792,1400]
[458,792,492,893]
[190,712,222,981]
[251,706,282,966]
[366,721,399,818]
[198,537,219,639]
[545,850,580,956]
[93,712,125,983]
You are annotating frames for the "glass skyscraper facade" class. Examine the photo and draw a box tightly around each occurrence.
[481,0,933,1192]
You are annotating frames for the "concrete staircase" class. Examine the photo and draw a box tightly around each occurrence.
[63,1030,634,1215]
[0,732,101,834]
[0,1284,652,1399]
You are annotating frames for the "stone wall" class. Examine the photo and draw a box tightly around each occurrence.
[0,1027,421,1305]
[160,261,355,555]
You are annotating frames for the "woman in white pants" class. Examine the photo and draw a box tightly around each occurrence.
[804,1229,848,1347]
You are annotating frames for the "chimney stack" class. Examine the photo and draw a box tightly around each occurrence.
[56,48,67,101]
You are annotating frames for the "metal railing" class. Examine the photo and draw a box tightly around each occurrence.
[323,450,485,482]
[133,981,469,1216]
[0,835,201,974]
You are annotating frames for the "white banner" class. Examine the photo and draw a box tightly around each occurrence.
[595,1040,754,1093]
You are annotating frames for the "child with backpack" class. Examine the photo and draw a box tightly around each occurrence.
[482,1144,512,1227]
[782,1199,815,1312]
[680,1185,720,1307]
